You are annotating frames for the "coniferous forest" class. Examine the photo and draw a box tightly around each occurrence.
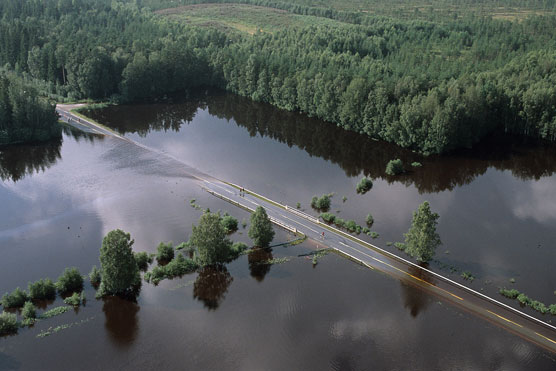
[2,0,556,153]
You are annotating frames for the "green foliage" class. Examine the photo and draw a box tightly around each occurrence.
[365,213,374,227]
[385,159,404,176]
[89,266,101,286]
[98,229,141,297]
[2,0,556,153]
[296,202,301,209]
[345,220,358,233]
[145,254,198,284]
[356,177,373,194]
[39,306,70,319]
[342,196,347,202]
[248,206,275,247]
[0,71,60,146]
[28,279,56,301]
[190,212,233,266]
[156,242,175,264]
[320,212,336,223]
[63,292,83,306]
[461,271,475,281]
[55,267,84,294]
[404,201,441,262]
[221,214,239,234]
[22,301,36,320]
[550,304,556,315]
[311,194,331,211]
[229,242,249,259]
[394,242,407,251]
[0,312,18,335]
[1,287,28,308]
[134,252,153,271]
[369,231,379,239]
[411,162,422,167]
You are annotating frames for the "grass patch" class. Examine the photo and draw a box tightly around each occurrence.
[259,257,290,265]
[499,288,556,315]
[38,306,71,320]
[36,317,94,338]
[461,271,475,281]
[144,254,199,285]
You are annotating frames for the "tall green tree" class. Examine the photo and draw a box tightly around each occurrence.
[190,212,232,266]
[248,206,275,247]
[404,201,441,263]
[99,229,141,297]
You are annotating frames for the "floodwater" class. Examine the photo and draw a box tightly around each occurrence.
[0,94,554,370]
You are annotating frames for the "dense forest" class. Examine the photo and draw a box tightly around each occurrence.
[0,71,60,145]
[2,0,556,153]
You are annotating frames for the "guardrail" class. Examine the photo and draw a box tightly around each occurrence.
[282,202,556,333]
[203,187,300,236]
[284,205,320,224]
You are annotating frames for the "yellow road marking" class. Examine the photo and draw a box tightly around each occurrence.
[338,241,464,301]
[487,310,523,328]
[535,332,556,345]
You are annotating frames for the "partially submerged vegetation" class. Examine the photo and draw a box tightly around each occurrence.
[500,288,556,315]
[311,194,332,211]
[385,159,405,176]
[356,177,373,194]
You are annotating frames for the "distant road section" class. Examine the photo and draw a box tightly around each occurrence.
[57,104,556,353]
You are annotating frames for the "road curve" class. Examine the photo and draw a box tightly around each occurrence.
[57,104,556,353]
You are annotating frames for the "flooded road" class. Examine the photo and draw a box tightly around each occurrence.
[1,92,556,369]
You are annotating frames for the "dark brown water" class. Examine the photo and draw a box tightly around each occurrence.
[0,93,555,369]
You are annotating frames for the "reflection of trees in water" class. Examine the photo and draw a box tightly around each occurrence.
[87,89,556,193]
[0,126,100,182]
[0,137,62,182]
[400,265,433,318]
[102,296,140,347]
[247,248,273,282]
[193,265,233,310]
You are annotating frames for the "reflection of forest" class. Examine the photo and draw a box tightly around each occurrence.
[86,90,556,193]
[193,265,233,310]
[103,296,140,347]
[0,126,99,182]
[247,248,273,282]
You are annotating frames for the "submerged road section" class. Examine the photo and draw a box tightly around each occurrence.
[57,104,556,353]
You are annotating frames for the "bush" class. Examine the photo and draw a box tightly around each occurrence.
[230,242,248,259]
[385,159,404,175]
[394,242,407,251]
[550,304,556,315]
[356,177,373,194]
[28,279,56,300]
[362,227,370,234]
[335,218,346,228]
[320,212,336,223]
[499,288,520,299]
[0,312,18,335]
[1,287,28,308]
[56,267,84,294]
[22,301,36,320]
[156,242,175,264]
[369,232,379,239]
[145,254,198,284]
[89,266,101,286]
[530,300,548,314]
[366,214,374,227]
[134,252,153,271]
[411,162,422,167]
[63,292,82,306]
[345,220,357,233]
[221,215,239,234]
[517,293,530,305]
[310,194,331,211]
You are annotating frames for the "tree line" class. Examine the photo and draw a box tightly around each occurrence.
[2,0,556,153]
